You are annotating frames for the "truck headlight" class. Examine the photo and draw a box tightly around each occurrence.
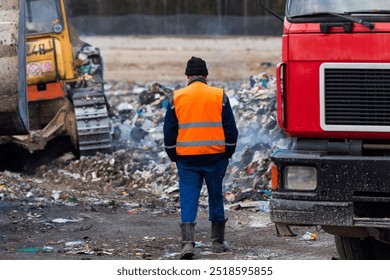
[284,166,317,191]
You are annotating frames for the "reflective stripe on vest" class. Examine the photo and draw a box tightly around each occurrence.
[174,82,226,156]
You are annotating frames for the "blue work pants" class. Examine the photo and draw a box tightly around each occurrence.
[177,158,229,223]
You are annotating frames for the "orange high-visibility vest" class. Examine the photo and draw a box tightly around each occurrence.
[173,81,226,156]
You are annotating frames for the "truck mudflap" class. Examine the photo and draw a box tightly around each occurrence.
[0,0,28,135]
[270,149,390,230]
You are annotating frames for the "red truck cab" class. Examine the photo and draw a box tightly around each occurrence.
[262,0,390,259]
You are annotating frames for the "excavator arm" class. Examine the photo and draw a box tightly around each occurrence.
[0,0,28,135]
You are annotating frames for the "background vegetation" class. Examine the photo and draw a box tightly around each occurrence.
[66,0,286,36]
[67,0,285,17]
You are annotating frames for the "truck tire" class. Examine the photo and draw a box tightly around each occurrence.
[335,235,390,260]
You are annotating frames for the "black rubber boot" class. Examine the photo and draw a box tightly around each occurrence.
[211,219,229,253]
[180,222,196,259]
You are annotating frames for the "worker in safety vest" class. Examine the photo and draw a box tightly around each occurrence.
[163,56,238,259]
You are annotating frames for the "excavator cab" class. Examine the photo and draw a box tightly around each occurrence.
[25,0,79,86]
[26,0,63,35]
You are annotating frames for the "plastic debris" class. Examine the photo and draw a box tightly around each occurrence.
[16,247,40,253]
[300,232,318,241]
[143,236,156,241]
[225,191,235,202]
[76,44,102,77]
[163,252,180,258]
[16,246,54,253]
[195,241,205,248]
[65,241,85,247]
[52,218,80,224]
[42,246,54,253]
[255,200,270,213]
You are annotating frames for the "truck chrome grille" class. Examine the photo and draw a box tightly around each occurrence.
[320,63,390,131]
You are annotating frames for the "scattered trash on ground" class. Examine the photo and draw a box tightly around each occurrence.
[0,73,298,259]
[52,218,80,224]
[300,232,318,241]
[0,73,291,212]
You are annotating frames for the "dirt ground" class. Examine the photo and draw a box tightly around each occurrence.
[83,35,282,83]
[0,202,337,260]
[0,36,338,260]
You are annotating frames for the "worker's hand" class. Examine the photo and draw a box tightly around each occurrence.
[225,146,236,159]
[168,154,178,162]
[225,151,233,159]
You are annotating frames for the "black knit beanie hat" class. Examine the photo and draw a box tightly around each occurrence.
[185,56,208,76]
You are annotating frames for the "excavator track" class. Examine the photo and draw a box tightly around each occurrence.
[70,86,113,156]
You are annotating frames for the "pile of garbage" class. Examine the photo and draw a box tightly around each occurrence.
[102,72,291,207]
[0,73,292,211]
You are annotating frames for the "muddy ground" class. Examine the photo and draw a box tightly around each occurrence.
[0,36,338,260]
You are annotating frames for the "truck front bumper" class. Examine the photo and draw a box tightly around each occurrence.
[270,199,354,226]
[270,150,390,230]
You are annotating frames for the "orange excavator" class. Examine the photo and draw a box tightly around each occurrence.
[0,0,113,157]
